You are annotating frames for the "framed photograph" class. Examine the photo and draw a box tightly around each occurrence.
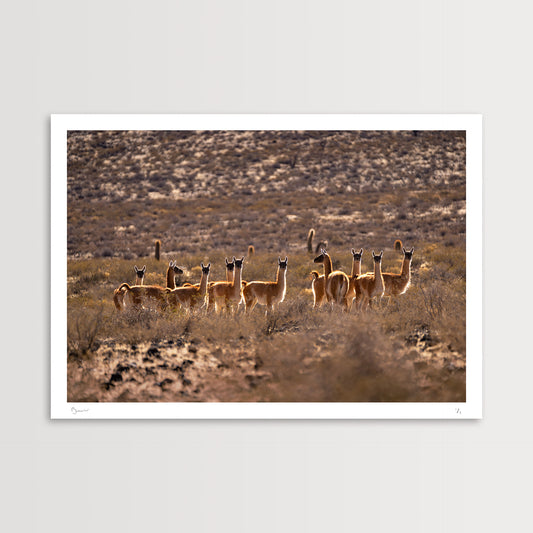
[51,114,482,419]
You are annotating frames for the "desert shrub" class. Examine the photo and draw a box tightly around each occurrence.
[68,306,105,358]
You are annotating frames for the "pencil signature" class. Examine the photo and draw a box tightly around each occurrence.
[71,407,89,415]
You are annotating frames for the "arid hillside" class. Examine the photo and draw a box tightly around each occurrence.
[67,130,465,259]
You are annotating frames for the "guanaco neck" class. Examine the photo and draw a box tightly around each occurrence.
[351,257,361,277]
[136,276,144,286]
[199,270,209,295]
[276,266,287,297]
[232,265,243,296]
[400,257,411,279]
[373,259,384,291]
[323,254,332,278]
[166,267,175,289]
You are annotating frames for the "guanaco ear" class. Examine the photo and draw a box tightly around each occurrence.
[225,258,229,266]
[232,256,236,262]
[201,262,204,268]
[278,257,281,265]
[285,256,288,263]
[351,248,355,255]
[410,247,414,253]
[241,256,245,262]
[402,247,406,254]
[359,248,363,255]
[207,263,211,268]
[142,265,146,273]
[134,265,139,272]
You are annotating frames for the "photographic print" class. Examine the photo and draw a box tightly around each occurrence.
[51,114,482,418]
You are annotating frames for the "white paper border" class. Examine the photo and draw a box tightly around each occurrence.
[51,114,482,419]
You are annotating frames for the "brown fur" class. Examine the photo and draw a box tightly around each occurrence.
[310,270,326,309]
[382,247,414,297]
[207,257,244,312]
[165,261,184,289]
[353,251,384,310]
[166,263,210,310]
[114,282,168,311]
[313,251,349,309]
[346,249,363,308]
[248,245,255,256]
[243,257,288,313]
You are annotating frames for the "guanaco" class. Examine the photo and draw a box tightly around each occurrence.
[353,251,385,310]
[243,257,288,313]
[166,261,184,289]
[313,250,349,309]
[346,248,363,308]
[113,282,168,311]
[310,271,326,309]
[166,263,211,310]
[205,258,234,311]
[113,265,151,310]
[382,247,414,297]
[134,265,146,285]
[208,257,244,312]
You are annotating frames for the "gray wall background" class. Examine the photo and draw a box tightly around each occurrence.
[1,1,530,531]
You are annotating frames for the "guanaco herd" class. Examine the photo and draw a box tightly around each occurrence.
[113,246,413,314]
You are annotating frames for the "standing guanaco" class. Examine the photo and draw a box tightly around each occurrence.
[166,261,184,289]
[382,247,414,297]
[353,251,385,311]
[243,257,287,313]
[113,282,168,311]
[166,263,211,310]
[346,248,363,309]
[208,257,244,312]
[134,265,146,285]
[313,250,349,309]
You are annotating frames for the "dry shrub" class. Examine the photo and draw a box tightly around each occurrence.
[68,306,105,358]
[250,314,423,402]
[109,308,190,345]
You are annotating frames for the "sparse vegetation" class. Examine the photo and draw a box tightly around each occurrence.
[67,130,466,402]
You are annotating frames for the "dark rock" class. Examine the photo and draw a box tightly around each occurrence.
[109,372,123,383]
[156,378,173,387]
[182,378,192,386]
[147,346,161,358]
[188,346,197,353]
